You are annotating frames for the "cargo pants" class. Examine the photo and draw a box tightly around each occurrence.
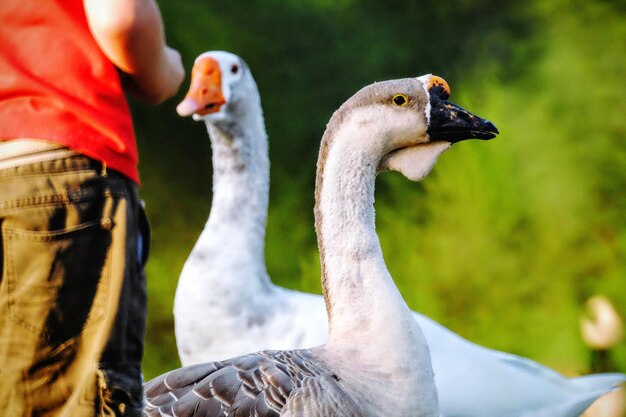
[0,141,149,416]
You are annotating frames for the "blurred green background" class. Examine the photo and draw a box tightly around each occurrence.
[132,0,626,380]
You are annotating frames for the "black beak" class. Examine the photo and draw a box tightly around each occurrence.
[426,85,499,143]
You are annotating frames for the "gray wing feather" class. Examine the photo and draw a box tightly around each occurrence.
[281,376,361,417]
[143,350,331,417]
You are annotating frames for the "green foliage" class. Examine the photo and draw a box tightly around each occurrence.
[137,0,626,380]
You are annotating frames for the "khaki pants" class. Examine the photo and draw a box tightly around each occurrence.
[0,142,148,416]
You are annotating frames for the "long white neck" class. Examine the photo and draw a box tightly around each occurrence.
[188,100,271,292]
[316,137,424,350]
[314,117,438,415]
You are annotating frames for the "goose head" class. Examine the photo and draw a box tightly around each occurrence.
[176,51,260,126]
[343,74,499,182]
[320,75,497,188]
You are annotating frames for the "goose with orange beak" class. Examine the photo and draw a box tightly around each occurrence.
[165,51,624,417]
[176,51,252,122]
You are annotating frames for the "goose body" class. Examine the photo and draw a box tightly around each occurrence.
[169,51,625,417]
[173,52,329,363]
[153,63,492,417]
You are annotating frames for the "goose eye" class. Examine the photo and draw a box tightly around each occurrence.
[231,64,239,74]
[392,94,408,106]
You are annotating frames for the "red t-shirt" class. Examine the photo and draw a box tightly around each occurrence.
[0,0,139,183]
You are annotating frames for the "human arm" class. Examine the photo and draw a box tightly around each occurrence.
[83,0,185,104]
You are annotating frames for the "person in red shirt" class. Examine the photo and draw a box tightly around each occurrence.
[0,1,184,415]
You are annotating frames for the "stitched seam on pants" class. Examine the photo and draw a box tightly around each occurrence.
[0,189,127,211]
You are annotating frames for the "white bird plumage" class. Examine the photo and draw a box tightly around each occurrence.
[169,51,625,417]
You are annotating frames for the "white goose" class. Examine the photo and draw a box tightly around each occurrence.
[169,51,625,417]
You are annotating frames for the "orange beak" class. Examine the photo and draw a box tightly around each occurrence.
[177,56,226,117]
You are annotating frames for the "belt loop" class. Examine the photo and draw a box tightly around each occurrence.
[101,160,107,177]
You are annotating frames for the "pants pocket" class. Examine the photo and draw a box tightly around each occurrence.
[4,217,112,341]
